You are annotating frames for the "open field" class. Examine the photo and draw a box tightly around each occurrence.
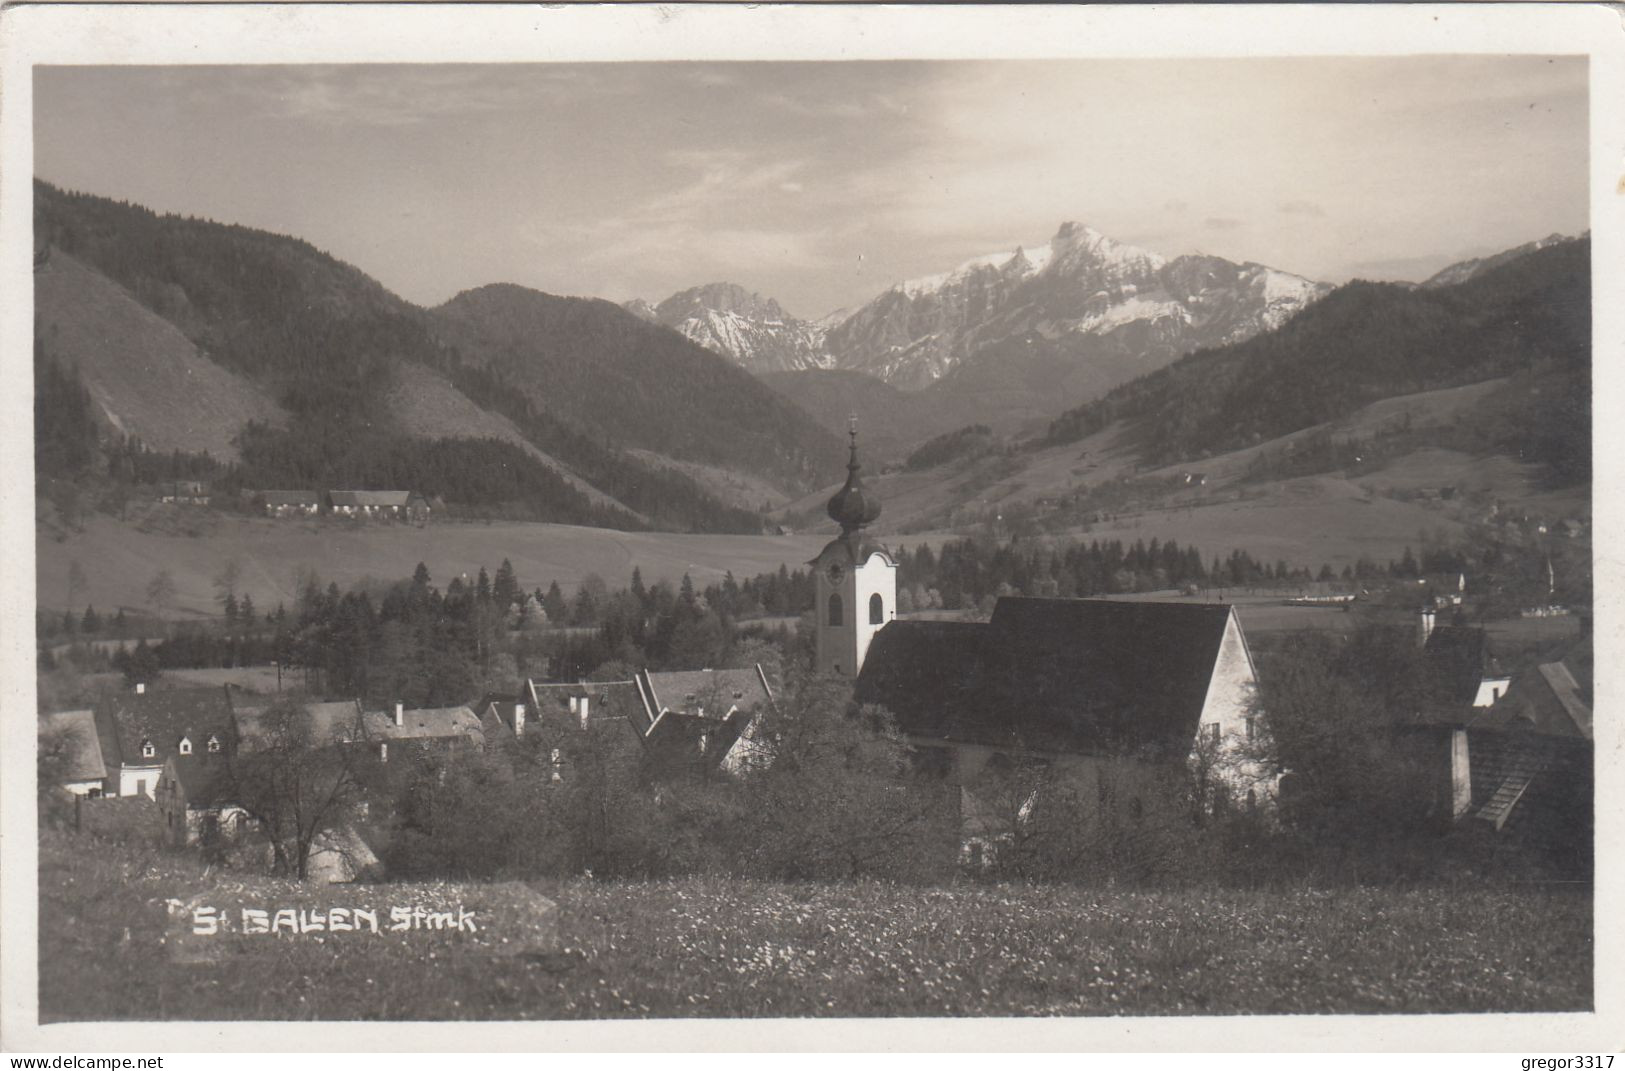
[36,515,835,617]
[39,832,1590,1020]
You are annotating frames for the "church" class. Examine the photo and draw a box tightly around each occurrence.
[810,427,1269,852]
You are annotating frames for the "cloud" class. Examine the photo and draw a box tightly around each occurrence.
[238,65,634,127]
[1203,217,1244,231]
[1278,199,1327,217]
[1163,199,1189,214]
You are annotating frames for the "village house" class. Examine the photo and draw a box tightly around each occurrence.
[1410,636,1592,877]
[37,709,110,797]
[362,701,486,762]
[155,750,244,848]
[90,683,237,799]
[1420,610,1511,709]
[485,669,776,779]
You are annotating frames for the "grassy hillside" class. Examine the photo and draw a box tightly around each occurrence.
[34,249,287,460]
[382,362,642,520]
[39,831,1590,1020]
[759,368,967,462]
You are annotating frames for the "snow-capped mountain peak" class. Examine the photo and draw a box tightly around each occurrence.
[636,281,832,375]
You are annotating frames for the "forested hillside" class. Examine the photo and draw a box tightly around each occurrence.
[1041,239,1590,485]
[431,284,843,494]
[34,181,826,531]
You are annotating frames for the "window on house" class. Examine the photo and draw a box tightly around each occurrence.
[207,735,222,753]
[1207,723,1222,743]
[1244,716,1257,740]
[869,593,884,624]
[178,737,192,755]
[141,740,155,758]
[828,593,844,627]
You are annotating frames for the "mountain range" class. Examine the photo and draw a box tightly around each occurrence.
[33,177,1586,540]
[630,222,1332,441]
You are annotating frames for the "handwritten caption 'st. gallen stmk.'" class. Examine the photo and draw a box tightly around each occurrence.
[185,903,479,936]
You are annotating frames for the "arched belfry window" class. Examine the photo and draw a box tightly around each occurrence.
[828,593,844,627]
[869,592,884,625]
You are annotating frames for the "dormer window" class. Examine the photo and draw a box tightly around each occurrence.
[178,737,193,755]
[206,735,222,753]
[141,739,156,759]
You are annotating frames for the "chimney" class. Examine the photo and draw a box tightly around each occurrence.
[513,703,526,738]
[135,682,145,695]
[578,695,590,730]
[394,700,404,727]
[1419,608,1436,646]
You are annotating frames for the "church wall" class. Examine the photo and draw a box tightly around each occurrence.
[815,550,896,678]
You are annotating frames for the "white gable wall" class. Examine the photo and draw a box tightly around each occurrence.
[1194,609,1274,800]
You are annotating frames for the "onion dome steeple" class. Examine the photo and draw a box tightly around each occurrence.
[826,417,882,537]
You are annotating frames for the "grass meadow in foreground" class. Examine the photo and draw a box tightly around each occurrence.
[39,832,1590,1020]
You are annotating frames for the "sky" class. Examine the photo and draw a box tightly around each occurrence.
[34,57,1589,320]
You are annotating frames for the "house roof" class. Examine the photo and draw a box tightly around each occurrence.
[166,753,236,807]
[39,710,108,782]
[854,597,1238,758]
[93,685,237,768]
[364,705,486,744]
[524,679,644,722]
[1460,646,1593,742]
[261,490,320,506]
[1424,626,1495,706]
[641,668,773,719]
[329,490,412,508]
[233,700,366,749]
[634,667,775,758]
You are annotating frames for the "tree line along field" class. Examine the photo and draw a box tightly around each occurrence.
[38,831,1590,1021]
[35,513,837,617]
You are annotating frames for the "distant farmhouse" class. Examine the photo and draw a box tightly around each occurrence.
[326,490,432,523]
[256,490,322,517]
[157,480,211,506]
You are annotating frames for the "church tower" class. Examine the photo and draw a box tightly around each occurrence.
[811,421,896,678]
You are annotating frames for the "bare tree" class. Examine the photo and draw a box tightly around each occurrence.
[145,568,177,614]
[226,697,371,879]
